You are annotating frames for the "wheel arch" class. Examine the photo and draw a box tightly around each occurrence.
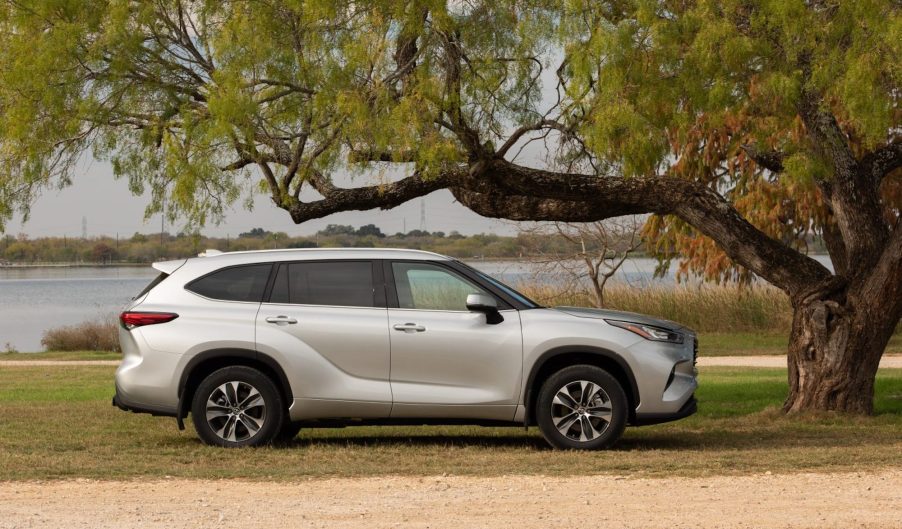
[524,346,640,426]
[176,348,293,428]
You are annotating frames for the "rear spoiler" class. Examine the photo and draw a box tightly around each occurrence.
[151,259,187,275]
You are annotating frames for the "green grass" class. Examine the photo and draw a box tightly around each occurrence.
[0,365,900,480]
[697,332,902,356]
[0,350,122,361]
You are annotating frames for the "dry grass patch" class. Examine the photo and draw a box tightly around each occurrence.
[519,283,794,333]
[40,318,120,352]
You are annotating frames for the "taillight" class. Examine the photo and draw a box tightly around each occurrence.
[119,311,179,330]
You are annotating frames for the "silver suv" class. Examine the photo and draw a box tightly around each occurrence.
[114,249,697,450]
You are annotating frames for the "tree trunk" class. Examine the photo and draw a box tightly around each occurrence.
[784,261,901,414]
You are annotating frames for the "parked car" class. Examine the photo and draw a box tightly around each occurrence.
[114,248,697,449]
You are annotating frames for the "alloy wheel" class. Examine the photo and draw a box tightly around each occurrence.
[550,380,613,442]
[205,381,267,443]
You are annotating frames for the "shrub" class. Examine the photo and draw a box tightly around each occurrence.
[41,317,121,352]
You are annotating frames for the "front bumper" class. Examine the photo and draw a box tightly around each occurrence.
[632,395,697,426]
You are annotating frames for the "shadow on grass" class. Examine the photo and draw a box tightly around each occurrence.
[269,418,899,452]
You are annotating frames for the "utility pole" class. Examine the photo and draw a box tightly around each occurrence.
[420,199,426,232]
[160,196,165,256]
[82,216,87,239]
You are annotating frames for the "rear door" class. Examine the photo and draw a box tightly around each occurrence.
[254,260,391,420]
[386,261,523,420]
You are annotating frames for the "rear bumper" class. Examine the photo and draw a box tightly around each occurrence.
[631,395,697,426]
[112,386,177,418]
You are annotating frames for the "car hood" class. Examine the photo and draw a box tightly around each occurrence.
[552,306,685,331]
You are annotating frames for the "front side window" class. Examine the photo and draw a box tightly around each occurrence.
[268,261,374,307]
[186,264,271,302]
[392,262,491,311]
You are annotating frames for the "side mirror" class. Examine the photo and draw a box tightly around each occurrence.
[466,293,504,325]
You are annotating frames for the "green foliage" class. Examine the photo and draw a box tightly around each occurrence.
[0,1,898,285]
[0,1,562,231]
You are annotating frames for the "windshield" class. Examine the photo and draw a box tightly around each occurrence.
[455,262,541,308]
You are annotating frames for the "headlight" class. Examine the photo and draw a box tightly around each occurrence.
[605,319,684,344]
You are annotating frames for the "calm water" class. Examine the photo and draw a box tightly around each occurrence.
[0,256,831,352]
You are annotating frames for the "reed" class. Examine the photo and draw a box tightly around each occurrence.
[518,283,794,333]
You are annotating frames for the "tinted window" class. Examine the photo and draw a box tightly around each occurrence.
[268,261,374,307]
[187,264,272,302]
[392,262,489,311]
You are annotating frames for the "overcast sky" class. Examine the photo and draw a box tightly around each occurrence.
[4,158,522,238]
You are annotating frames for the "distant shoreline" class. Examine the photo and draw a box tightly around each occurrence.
[0,262,149,269]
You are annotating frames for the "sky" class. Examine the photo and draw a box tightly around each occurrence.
[3,159,518,238]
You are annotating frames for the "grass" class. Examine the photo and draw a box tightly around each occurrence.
[0,350,122,361]
[0,364,900,481]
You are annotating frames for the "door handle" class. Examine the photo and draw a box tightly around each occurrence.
[393,323,426,333]
[265,315,298,325]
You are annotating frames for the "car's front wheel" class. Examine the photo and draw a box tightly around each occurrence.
[191,366,284,447]
[536,365,628,450]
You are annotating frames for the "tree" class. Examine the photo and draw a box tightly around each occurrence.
[318,224,356,237]
[239,228,271,239]
[0,1,899,414]
[356,224,386,238]
[520,219,644,308]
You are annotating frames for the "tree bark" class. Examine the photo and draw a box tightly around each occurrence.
[785,224,902,413]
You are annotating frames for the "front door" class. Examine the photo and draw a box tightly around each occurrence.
[255,260,391,420]
[386,261,523,420]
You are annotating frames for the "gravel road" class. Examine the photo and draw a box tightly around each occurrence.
[1,471,900,529]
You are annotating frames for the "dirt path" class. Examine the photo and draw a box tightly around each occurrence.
[2,471,900,529]
[3,355,902,368]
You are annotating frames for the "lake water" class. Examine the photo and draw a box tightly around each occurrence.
[0,256,832,352]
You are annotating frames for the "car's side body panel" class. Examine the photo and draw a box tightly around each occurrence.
[387,308,523,421]
[255,303,393,420]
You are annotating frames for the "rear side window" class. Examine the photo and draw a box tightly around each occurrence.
[268,261,374,307]
[187,264,272,302]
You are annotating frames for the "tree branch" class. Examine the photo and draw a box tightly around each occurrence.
[453,159,832,295]
[859,139,902,183]
[741,144,785,173]
[498,119,570,157]
[797,92,890,270]
[286,170,459,224]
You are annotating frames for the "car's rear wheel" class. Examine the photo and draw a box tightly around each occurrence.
[191,366,284,447]
[536,365,627,450]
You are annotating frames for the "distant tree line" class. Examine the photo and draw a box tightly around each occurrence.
[1,222,835,265]
[0,224,650,264]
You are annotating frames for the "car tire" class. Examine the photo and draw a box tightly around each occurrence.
[536,365,628,450]
[191,366,284,447]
